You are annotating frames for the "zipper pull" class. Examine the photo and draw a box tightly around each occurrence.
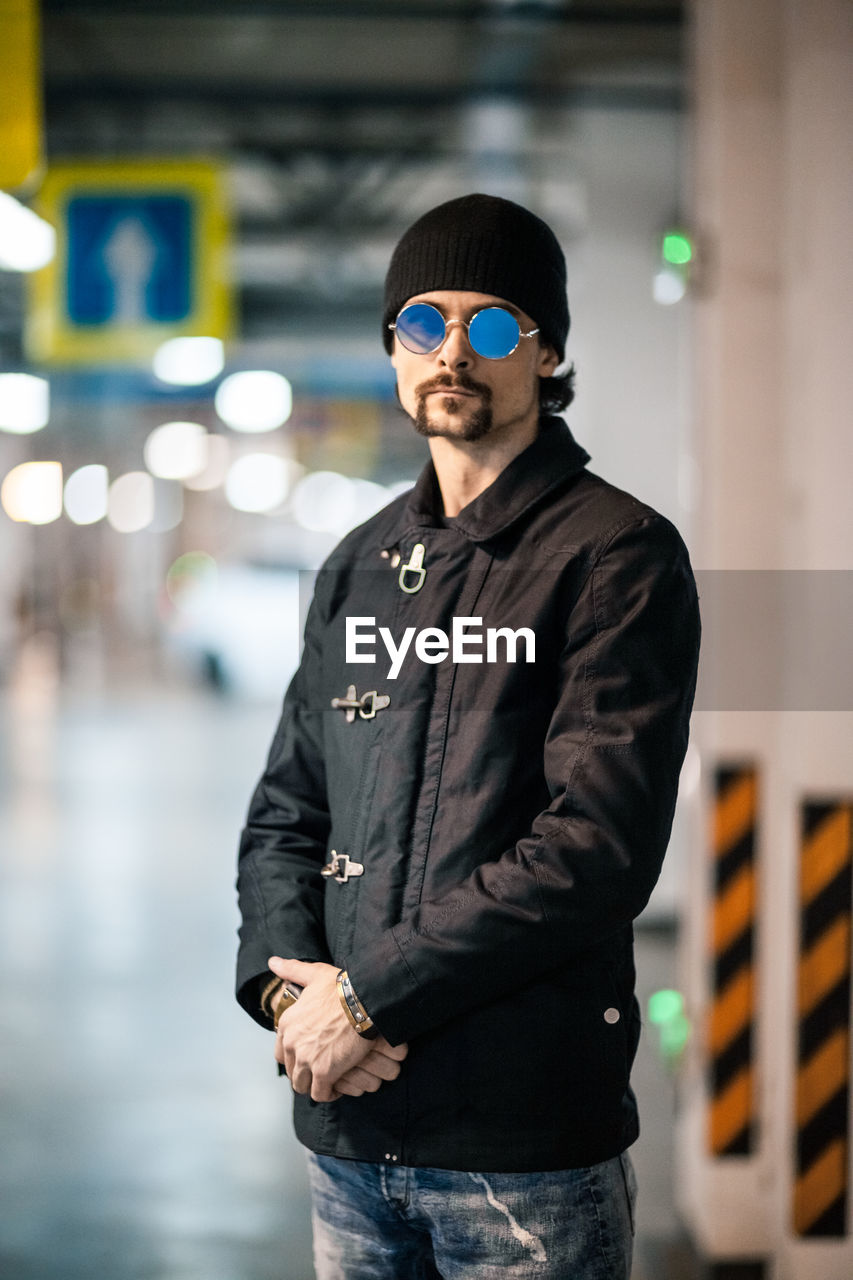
[398,542,426,594]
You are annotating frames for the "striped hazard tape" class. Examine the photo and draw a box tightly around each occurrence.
[708,764,758,1156]
[793,801,852,1237]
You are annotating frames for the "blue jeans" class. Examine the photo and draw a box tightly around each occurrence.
[307,1150,637,1280]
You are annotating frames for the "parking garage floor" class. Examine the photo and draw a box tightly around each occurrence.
[0,674,691,1280]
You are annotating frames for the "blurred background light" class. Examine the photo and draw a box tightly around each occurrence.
[143,420,209,481]
[290,471,395,535]
[349,478,392,527]
[107,471,155,533]
[165,547,219,622]
[150,479,185,533]
[679,744,702,799]
[214,370,293,433]
[165,551,219,618]
[662,230,693,266]
[647,987,691,1064]
[224,452,295,513]
[648,989,685,1026]
[182,434,230,491]
[386,480,416,500]
[653,267,687,306]
[1,460,63,524]
[64,463,109,525]
[152,336,225,386]
[0,192,56,271]
[290,469,356,533]
[0,372,50,434]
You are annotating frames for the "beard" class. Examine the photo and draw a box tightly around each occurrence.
[412,372,494,442]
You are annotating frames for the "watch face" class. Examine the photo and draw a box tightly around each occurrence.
[273,983,302,1025]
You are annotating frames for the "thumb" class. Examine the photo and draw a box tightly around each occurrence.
[267,956,324,986]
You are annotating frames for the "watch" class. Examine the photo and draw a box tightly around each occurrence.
[336,969,379,1039]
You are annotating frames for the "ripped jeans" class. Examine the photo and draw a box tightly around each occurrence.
[306,1150,637,1280]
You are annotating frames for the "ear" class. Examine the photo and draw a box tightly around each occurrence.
[536,342,560,377]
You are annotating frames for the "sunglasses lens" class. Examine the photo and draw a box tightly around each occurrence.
[468,307,521,358]
[394,303,446,354]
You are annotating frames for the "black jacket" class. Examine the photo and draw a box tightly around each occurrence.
[236,417,700,1172]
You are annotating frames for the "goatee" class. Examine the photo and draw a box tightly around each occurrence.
[412,374,494,442]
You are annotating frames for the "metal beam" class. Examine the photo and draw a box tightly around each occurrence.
[42,2,683,27]
[45,80,683,113]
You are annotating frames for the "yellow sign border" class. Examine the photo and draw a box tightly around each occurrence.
[0,0,43,191]
[27,159,231,363]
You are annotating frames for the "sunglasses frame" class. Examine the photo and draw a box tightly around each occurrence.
[389,303,540,360]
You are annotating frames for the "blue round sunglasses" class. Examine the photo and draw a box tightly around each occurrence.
[389,302,539,360]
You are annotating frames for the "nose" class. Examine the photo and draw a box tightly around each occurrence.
[437,319,472,370]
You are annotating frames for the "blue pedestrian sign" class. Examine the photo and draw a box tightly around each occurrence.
[67,194,192,326]
[28,160,230,364]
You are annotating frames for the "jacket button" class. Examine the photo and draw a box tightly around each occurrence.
[604,1007,621,1024]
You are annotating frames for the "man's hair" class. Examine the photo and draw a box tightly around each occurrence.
[540,363,576,415]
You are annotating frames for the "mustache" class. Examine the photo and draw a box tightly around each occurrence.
[415,372,492,401]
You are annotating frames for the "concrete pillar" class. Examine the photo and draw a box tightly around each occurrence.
[678,2,853,1278]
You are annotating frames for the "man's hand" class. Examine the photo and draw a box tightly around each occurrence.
[268,957,408,1103]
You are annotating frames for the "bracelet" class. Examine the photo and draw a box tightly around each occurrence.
[260,976,301,1029]
[260,976,284,1021]
[336,969,379,1038]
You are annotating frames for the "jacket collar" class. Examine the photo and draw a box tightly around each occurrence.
[402,416,591,542]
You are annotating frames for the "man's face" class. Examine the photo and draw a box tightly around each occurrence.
[390,290,559,445]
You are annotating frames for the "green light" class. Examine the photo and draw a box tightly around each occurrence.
[166,550,218,606]
[648,988,684,1026]
[660,1013,691,1058]
[662,231,693,266]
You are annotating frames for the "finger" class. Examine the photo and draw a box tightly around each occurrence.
[334,1067,384,1095]
[267,956,317,986]
[310,1075,340,1104]
[290,1064,311,1095]
[333,1078,367,1098]
[361,1050,403,1082]
[374,1038,409,1061]
[283,1043,297,1079]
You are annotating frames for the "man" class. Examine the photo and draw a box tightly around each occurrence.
[236,193,700,1279]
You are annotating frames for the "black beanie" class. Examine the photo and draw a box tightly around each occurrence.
[382,193,569,361]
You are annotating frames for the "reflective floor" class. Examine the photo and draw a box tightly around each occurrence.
[0,671,687,1280]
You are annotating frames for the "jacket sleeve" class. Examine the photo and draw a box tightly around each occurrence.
[346,514,701,1045]
[235,588,333,1027]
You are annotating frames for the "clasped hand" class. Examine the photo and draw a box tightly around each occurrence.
[268,957,408,1104]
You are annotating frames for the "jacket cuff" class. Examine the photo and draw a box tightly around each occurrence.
[346,929,425,1046]
[236,939,331,1029]
[237,972,276,1030]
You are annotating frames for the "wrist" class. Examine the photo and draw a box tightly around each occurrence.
[260,976,283,1023]
[336,969,379,1039]
[260,975,302,1029]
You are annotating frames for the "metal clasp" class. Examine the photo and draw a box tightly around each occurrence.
[358,689,390,720]
[398,542,426,594]
[321,851,365,883]
[331,685,391,723]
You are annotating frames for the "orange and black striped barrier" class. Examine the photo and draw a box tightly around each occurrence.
[708,763,758,1157]
[792,800,852,1238]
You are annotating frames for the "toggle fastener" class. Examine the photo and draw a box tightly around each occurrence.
[398,542,426,594]
[321,851,364,883]
[331,685,391,723]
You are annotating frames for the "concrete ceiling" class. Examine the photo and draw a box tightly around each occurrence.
[13,1,685,368]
